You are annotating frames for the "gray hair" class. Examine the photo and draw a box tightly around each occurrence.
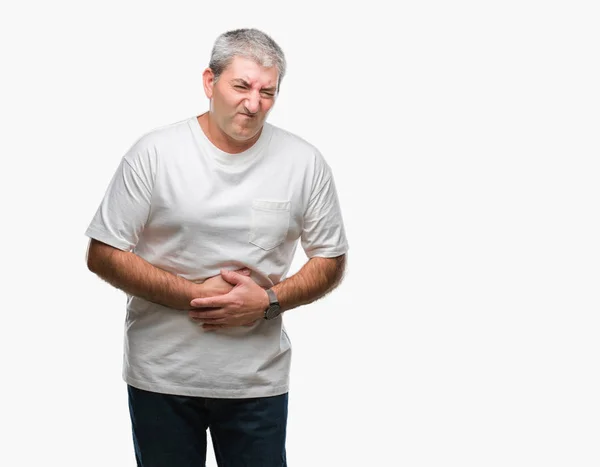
[209,28,286,91]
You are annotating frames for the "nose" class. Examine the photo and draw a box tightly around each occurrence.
[244,92,260,114]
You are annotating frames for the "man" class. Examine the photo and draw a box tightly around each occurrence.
[86,28,348,467]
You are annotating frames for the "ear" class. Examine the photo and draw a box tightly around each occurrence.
[202,68,215,99]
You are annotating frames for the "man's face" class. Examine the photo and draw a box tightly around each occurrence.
[204,55,279,143]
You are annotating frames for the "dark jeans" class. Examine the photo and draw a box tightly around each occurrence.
[127,385,288,467]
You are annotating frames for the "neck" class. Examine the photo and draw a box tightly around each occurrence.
[198,113,262,154]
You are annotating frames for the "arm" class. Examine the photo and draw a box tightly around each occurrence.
[87,239,205,310]
[272,254,346,312]
[188,254,347,328]
[85,142,213,310]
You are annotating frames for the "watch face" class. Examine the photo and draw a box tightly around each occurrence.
[266,305,281,320]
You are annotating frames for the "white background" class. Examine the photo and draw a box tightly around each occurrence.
[1,1,599,466]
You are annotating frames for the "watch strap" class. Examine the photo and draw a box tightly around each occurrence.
[265,288,278,306]
[264,288,281,320]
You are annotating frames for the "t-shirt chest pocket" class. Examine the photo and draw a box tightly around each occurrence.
[249,199,291,250]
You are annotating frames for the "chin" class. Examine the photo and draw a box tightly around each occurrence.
[230,125,259,141]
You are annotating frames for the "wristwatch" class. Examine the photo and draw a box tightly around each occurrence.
[264,288,282,320]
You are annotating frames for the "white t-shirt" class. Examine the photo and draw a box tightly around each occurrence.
[85,116,349,398]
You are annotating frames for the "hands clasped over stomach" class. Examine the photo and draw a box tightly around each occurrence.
[189,268,269,331]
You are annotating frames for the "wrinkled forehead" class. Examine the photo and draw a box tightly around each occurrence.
[224,55,279,87]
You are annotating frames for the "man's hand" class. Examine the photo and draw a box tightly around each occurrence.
[195,267,251,297]
[189,269,269,330]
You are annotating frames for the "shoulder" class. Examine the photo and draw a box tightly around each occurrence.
[267,123,329,168]
[123,117,192,167]
[129,118,191,153]
[266,123,333,193]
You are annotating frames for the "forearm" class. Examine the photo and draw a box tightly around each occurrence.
[86,239,201,310]
[272,254,346,312]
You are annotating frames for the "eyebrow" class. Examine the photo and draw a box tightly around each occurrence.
[231,79,276,92]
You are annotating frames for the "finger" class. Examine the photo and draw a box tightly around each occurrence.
[220,269,247,285]
[190,314,225,321]
[190,306,220,313]
[190,296,229,308]
[189,309,224,319]
[236,267,251,276]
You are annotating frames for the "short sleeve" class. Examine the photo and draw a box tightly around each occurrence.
[301,165,349,258]
[85,138,155,251]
